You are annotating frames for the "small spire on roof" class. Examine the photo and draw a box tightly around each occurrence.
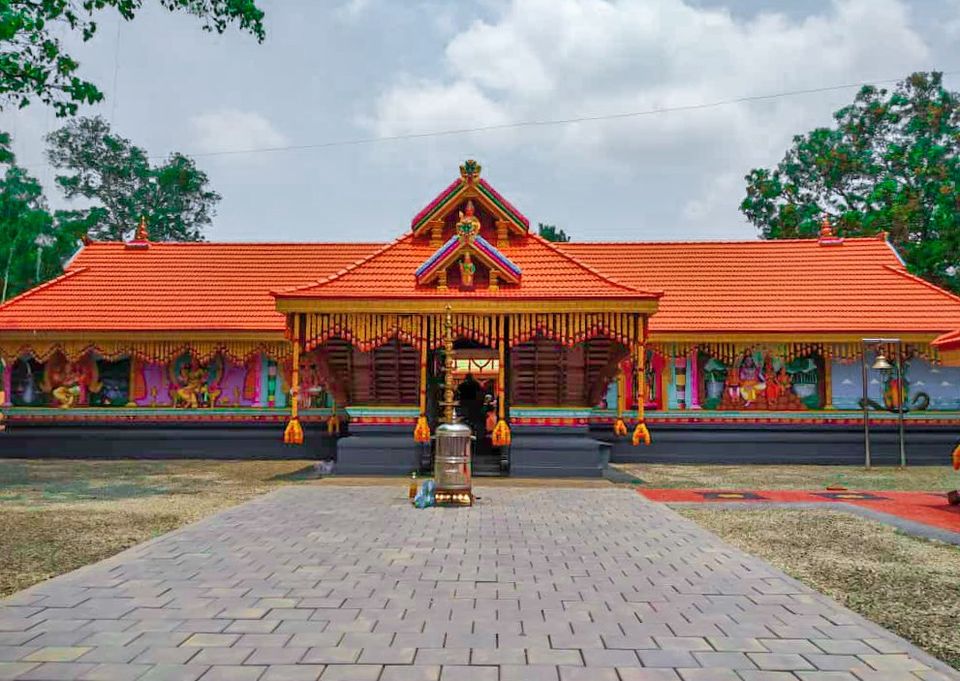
[818,216,843,246]
[81,234,92,246]
[134,215,149,242]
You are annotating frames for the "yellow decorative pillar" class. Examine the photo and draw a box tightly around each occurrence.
[492,315,511,446]
[632,316,651,446]
[823,344,835,409]
[613,370,628,436]
[413,315,431,442]
[283,314,304,444]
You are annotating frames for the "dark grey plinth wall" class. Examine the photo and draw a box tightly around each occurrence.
[509,426,610,477]
[597,422,958,465]
[0,422,336,459]
[335,424,424,475]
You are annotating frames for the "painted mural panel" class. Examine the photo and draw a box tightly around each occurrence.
[831,357,960,411]
[699,349,823,410]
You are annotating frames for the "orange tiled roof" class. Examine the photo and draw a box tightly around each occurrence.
[557,236,960,335]
[0,242,381,332]
[273,232,657,301]
[2,233,960,338]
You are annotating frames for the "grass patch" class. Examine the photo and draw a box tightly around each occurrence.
[617,463,958,491]
[0,459,316,598]
[678,506,960,670]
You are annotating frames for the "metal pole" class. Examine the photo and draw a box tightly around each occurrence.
[896,340,906,468]
[861,340,871,469]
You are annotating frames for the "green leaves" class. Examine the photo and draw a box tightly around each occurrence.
[742,72,960,293]
[0,0,265,117]
[537,223,570,242]
[46,116,219,242]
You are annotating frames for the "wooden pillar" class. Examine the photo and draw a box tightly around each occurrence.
[492,314,511,445]
[823,344,835,409]
[632,315,651,445]
[283,313,304,444]
[2,359,12,407]
[429,220,444,248]
[414,315,431,442]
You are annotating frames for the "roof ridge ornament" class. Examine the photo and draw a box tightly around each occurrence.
[126,216,151,250]
[459,159,481,183]
[818,216,843,246]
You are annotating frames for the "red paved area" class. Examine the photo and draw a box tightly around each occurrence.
[640,488,960,533]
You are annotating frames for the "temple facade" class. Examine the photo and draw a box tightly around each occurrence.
[2,160,960,473]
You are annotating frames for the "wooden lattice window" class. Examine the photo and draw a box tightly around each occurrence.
[370,340,419,405]
[510,336,566,405]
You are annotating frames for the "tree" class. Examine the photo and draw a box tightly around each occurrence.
[0,133,83,302]
[741,72,960,293]
[46,116,220,241]
[0,0,265,117]
[538,222,570,242]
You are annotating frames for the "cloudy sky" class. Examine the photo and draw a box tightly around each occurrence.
[3,0,959,242]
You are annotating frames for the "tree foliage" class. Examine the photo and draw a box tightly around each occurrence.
[46,116,220,241]
[741,72,960,292]
[538,222,570,242]
[0,133,84,302]
[0,0,265,117]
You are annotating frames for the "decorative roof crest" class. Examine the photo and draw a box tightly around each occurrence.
[459,159,481,183]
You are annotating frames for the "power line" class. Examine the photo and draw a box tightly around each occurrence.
[181,71,960,160]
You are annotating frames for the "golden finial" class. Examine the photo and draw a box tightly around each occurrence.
[134,216,149,241]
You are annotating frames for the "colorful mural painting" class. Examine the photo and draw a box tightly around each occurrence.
[698,349,822,411]
[831,356,960,411]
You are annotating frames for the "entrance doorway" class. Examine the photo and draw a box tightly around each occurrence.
[429,341,506,476]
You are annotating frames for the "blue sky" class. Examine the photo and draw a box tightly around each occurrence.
[3,0,959,243]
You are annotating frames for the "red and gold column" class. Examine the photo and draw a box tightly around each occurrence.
[414,315,431,442]
[283,314,304,445]
[632,315,651,446]
[492,315,511,446]
[613,369,628,437]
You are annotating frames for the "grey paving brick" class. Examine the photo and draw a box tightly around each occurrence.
[246,648,308,665]
[616,670,682,681]
[18,661,98,679]
[379,666,441,681]
[79,662,153,680]
[199,665,265,681]
[749,653,816,671]
[260,665,325,681]
[499,665,558,681]
[438,666,498,681]
[677,669,741,681]
[319,665,382,680]
[192,647,255,665]
[133,647,198,664]
[414,648,470,665]
[0,662,39,680]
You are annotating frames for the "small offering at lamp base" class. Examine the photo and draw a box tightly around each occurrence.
[408,472,418,500]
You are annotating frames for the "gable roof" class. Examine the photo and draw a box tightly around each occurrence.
[557,236,960,336]
[273,232,657,305]
[411,176,530,234]
[0,242,381,333]
[2,233,959,339]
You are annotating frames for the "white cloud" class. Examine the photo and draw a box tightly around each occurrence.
[367,0,931,231]
[337,0,374,21]
[189,110,287,155]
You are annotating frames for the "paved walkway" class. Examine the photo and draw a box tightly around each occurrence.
[0,487,956,681]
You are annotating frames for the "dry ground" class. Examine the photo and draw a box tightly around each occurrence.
[677,506,960,670]
[0,459,317,598]
[615,462,959,490]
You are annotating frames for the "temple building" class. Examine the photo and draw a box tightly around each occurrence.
[1,160,960,474]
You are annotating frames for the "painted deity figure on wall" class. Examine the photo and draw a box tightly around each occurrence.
[41,354,101,408]
[170,356,223,408]
[738,354,765,406]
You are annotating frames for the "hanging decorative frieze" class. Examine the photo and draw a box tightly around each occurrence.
[507,312,637,347]
[303,313,429,352]
[647,340,940,365]
[0,339,291,364]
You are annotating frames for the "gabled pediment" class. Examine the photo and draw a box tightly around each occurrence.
[415,233,521,289]
[411,160,529,238]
